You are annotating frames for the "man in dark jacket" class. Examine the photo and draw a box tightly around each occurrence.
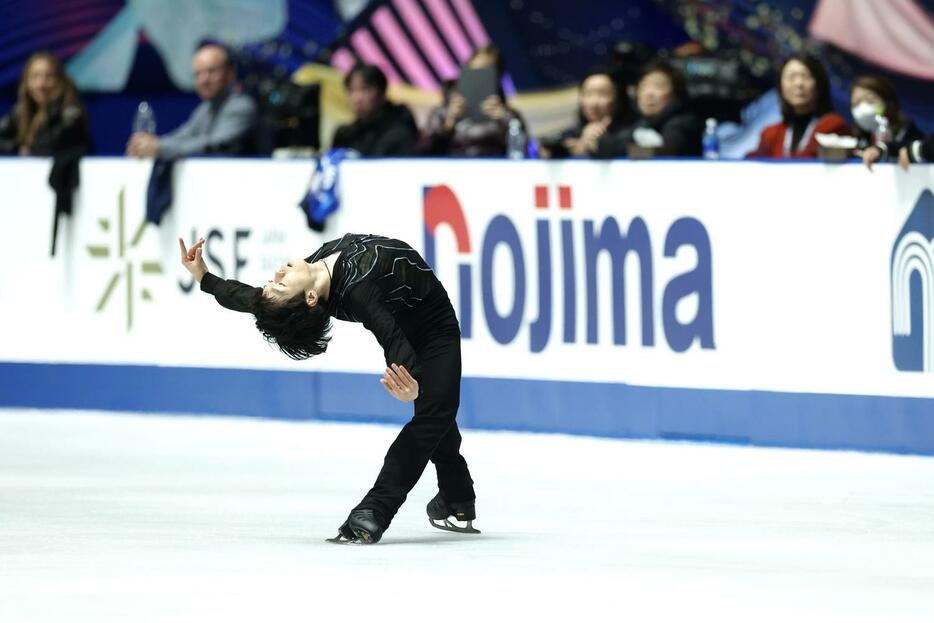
[331,64,418,156]
[179,233,478,544]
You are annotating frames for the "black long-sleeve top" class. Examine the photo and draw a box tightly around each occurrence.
[200,233,439,378]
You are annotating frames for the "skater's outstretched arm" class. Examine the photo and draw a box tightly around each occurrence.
[179,237,262,313]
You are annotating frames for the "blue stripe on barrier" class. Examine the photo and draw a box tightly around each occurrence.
[1,362,932,455]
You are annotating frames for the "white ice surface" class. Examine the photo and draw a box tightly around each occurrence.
[1,409,933,622]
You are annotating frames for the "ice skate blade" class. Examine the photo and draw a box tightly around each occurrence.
[429,518,481,534]
[326,530,375,545]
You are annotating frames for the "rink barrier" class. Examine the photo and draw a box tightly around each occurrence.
[1,362,933,455]
[1,158,933,456]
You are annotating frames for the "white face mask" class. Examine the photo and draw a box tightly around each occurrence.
[852,101,883,132]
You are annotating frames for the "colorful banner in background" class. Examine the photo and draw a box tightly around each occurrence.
[0,158,932,453]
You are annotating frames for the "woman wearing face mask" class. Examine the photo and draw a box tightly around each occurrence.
[0,51,91,157]
[595,60,702,158]
[747,53,849,159]
[538,68,632,159]
[850,75,924,169]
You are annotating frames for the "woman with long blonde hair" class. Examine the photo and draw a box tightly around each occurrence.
[0,51,90,156]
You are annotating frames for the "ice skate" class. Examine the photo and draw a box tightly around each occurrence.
[426,493,480,534]
[326,509,386,544]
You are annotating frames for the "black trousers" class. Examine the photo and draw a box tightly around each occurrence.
[353,285,475,526]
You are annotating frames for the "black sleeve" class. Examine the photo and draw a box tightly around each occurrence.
[200,272,262,313]
[376,106,419,156]
[877,121,925,160]
[331,124,350,149]
[50,105,92,155]
[660,114,702,156]
[0,111,17,153]
[376,123,418,156]
[348,283,421,379]
[920,136,934,163]
[895,121,925,152]
[594,127,632,159]
[539,127,577,159]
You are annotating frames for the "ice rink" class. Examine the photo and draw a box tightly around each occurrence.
[2,408,933,622]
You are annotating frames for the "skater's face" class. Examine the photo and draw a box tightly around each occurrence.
[263,259,316,305]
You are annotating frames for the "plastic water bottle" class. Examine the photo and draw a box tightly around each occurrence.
[133,101,156,135]
[702,117,719,159]
[873,115,892,146]
[506,118,526,159]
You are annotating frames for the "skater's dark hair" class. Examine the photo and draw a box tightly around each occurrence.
[254,292,331,360]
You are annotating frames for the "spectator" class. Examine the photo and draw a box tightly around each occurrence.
[596,60,702,158]
[331,64,418,155]
[418,45,526,157]
[746,53,849,158]
[0,51,90,157]
[126,43,256,159]
[539,68,628,159]
[850,75,924,169]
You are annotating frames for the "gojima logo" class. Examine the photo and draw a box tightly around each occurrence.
[423,183,715,353]
[891,189,934,372]
[86,188,163,331]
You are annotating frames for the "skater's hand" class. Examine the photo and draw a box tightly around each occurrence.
[380,364,419,402]
[179,237,208,283]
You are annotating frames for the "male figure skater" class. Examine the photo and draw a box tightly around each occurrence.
[179,233,478,544]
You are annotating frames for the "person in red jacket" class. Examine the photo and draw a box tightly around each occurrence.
[747,53,849,159]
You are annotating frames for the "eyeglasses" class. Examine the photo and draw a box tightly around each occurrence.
[194,65,226,79]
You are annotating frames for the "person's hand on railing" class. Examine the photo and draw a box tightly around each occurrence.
[898,146,911,171]
[862,145,883,172]
[126,132,160,158]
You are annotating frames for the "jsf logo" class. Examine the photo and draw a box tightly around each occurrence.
[892,189,934,372]
[423,184,715,353]
[87,187,163,331]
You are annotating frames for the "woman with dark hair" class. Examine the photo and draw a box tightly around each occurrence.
[0,51,91,156]
[595,60,702,158]
[747,53,849,158]
[331,64,418,155]
[539,67,631,159]
[850,75,924,169]
[179,234,478,545]
[417,45,527,156]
